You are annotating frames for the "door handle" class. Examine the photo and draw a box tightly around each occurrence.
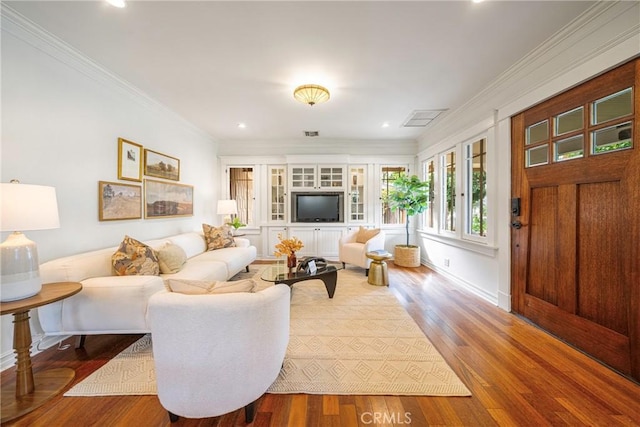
[511,220,523,229]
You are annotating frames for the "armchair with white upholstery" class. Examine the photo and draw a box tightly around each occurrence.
[338,228,386,275]
[148,284,291,423]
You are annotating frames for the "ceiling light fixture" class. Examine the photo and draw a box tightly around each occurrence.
[237,123,246,129]
[293,84,330,106]
[382,122,390,128]
[106,0,126,8]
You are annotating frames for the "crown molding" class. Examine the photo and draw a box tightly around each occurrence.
[418,1,640,147]
[1,5,215,143]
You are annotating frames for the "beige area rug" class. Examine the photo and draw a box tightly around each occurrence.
[64,267,470,397]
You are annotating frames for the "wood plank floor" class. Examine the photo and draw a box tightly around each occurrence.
[2,263,639,426]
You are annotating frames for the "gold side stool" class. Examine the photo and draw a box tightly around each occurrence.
[366,250,392,286]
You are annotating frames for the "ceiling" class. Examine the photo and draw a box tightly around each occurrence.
[5,1,597,142]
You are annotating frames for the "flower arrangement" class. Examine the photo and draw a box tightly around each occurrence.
[274,233,304,257]
[226,216,246,230]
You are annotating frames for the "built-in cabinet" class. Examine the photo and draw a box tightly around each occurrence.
[220,156,414,259]
[288,226,346,258]
[289,165,345,190]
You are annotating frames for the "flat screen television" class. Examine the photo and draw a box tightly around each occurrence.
[293,193,343,223]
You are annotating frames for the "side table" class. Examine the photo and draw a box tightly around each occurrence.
[366,250,392,286]
[1,281,82,423]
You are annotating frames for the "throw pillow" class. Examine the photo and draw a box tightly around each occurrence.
[166,279,216,295]
[356,227,380,244]
[202,223,236,251]
[210,278,257,294]
[157,242,188,274]
[166,278,257,295]
[112,235,160,276]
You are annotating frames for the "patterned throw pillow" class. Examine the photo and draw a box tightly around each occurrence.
[356,227,380,244]
[202,223,236,251]
[157,242,187,274]
[112,235,160,276]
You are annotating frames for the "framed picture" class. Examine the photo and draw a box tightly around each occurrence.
[117,138,143,182]
[144,179,193,218]
[144,149,180,181]
[98,181,142,221]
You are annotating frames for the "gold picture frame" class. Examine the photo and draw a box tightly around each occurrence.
[144,179,193,218]
[144,149,180,181]
[117,138,143,182]
[98,181,142,221]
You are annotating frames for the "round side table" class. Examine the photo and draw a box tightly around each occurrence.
[1,281,82,423]
[366,250,392,286]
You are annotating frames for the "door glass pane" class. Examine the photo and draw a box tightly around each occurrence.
[592,87,632,125]
[526,145,548,167]
[592,122,633,154]
[526,120,549,145]
[554,107,583,136]
[229,167,253,225]
[554,135,584,162]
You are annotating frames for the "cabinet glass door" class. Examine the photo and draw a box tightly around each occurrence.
[349,166,366,222]
[319,167,343,188]
[291,167,315,188]
[269,166,286,221]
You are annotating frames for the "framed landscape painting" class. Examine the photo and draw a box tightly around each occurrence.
[144,179,193,218]
[117,138,143,182]
[98,181,142,221]
[144,149,180,181]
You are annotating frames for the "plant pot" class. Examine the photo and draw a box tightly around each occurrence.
[394,245,421,267]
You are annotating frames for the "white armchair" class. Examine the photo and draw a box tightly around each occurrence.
[338,228,386,275]
[148,284,291,423]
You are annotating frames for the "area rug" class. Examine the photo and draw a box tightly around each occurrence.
[64,267,470,397]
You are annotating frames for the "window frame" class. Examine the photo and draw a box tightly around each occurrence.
[463,138,489,243]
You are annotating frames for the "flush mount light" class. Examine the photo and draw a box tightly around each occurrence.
[106,0,126,8]
[382,122,390,128]
[293,85,330,106]
[237,123,246,129]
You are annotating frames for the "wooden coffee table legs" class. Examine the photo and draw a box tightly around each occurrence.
[1,310,75,423]
[276,268,337,298]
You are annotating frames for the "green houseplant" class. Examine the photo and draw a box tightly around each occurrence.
[226,216,246,234]
[388,174,429,267]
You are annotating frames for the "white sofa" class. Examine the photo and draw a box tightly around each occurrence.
[148,284,290,422]
[37,232,257,337]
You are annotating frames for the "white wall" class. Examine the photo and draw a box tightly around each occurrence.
[416,1,640,311]
[1,10,219,368]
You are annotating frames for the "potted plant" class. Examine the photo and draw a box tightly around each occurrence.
[226,216,246,235]
[388,174,429,267]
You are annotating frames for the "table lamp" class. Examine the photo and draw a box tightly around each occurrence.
[1,181,60,302]
[216,199,237,225]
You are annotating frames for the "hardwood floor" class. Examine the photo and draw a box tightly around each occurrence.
[2,263,639,426]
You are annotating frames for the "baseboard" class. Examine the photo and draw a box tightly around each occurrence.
[1,334,69,372]
[422,260,499,306]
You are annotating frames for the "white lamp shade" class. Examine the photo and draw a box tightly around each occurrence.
[216,199,238,216]
[1,183,60,231]
[1,182,60,302]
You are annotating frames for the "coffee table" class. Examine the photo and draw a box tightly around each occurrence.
[261,264,342,298]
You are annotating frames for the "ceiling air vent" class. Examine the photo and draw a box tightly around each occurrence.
[304,131,320,137]
[402,109,447,127]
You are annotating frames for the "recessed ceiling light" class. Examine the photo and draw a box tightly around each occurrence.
[106,0,126,8]
[237,123,246,129]
[472,0,484,3]
[382,122,390,128]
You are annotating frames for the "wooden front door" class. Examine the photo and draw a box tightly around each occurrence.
[511,59,639,381]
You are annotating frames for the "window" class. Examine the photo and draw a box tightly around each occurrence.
[381,166,407,225]
[465,139,487,238]
[422,158,436,229]
[441,151,456,232]
[229,167,254,226]
[524,86,633,167]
